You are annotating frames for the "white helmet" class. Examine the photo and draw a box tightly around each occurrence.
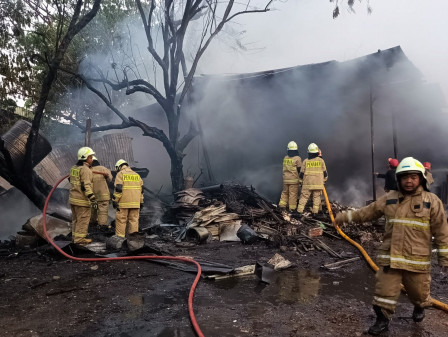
[77,147,95,160]
[115,159,128,171]
[287,141,298,151]
[307,143,319,153]
[395,157,428,190]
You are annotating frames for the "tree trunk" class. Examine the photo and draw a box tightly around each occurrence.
[170,154,185,192]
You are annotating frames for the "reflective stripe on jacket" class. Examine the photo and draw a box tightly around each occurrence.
[282,155,302,184]
[347,186,448,272]
[92,165,113,201]
[69,162,93,207]
[300,157,327,190]
[113,166,143,208]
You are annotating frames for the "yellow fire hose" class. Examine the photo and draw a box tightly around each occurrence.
[322,187,448,312]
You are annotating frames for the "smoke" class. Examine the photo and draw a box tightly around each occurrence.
[184,49,448,204]
[50,1,448,205]
[0,188,41,240]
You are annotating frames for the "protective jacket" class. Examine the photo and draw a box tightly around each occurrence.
[92,165,113,201]
[426,171,434,187]
[69,162,94,207]
[377,169,398,191]
[113,166,143,208]
[343,186,448,272]
[282,155,302,184]
[299,157,327,190]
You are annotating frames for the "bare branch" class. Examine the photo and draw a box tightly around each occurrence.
[58,66,131,124]
[177,121,199,152]
[135,0,168,73]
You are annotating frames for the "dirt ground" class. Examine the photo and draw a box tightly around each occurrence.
[1,226,448,337]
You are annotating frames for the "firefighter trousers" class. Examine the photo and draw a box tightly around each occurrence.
[71,205,91,243]
[279,183,299,210]
[91,201,109,226]
[115,208,140,237]
[373,267,432,319]
[297,189,322,213]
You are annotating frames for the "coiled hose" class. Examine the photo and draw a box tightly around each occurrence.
[43,175,205,337]
[322,187,448,312]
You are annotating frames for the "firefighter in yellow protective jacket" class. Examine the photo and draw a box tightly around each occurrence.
[297,143,327,217]
[69,147,98,245]
[335,157,448,336]
[112,159,143,238]
[91,156,113,228]
[278,141,302,215]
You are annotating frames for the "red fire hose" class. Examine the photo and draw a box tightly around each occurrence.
[42,175,205,337]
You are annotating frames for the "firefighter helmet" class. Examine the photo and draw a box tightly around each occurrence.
[77,147,95,160]
[423,162,431,170]
[287,141,298,151]
[307,143,319,153]
[395,157,425,176]
[388,158,399,168]
[115,159,128,171]
[396,157,428,191]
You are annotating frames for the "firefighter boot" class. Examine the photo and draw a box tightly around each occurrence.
[412,306,425,322]
[368,305,390,336]
[291,210,302,219]
[76,238,92,246]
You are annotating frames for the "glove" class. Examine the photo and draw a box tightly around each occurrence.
[90,199,98,210]
[112,201,119,210]
[334,212,347,226]
[140,203,144,210]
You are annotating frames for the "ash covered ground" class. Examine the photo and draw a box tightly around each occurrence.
[1,216,448,337]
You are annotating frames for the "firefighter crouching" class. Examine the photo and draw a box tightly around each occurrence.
[278,141,302,216]
[335,157,448,336]
[69,147,98,245]
[297,143,328,217]
[91,156,113,228]
[112,159,144,238]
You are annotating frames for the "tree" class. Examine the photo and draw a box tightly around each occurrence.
[331,0,372,18]
[65,0,273,192]
[0,0,102,209]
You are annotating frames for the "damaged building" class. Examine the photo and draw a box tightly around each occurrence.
[182,46,447,205]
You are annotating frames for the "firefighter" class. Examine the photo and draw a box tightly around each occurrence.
[278,141,302,215]
[297,143,328,217]
[91,156,113,228]
[335,157,448,335]
[69,147,97,245]
[423,162,434,188]
[112,159,144,238]
[375,158,399,192]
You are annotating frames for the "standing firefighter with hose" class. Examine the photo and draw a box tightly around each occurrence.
[112,159,144,238]
[91,156,113,229]
[69,147,98,245]
[335,157,448,336]
[297,142,328,218]
[278,141,302,217]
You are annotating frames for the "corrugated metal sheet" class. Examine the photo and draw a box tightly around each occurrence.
[34,133,136,186]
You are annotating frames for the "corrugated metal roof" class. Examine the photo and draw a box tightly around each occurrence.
[34,132,136,186]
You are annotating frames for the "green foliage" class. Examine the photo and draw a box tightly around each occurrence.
[0,0,138,120]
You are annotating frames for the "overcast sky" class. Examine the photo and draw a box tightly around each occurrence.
[199,0,448,103]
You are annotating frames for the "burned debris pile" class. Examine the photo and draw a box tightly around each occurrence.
[165,183,358,252]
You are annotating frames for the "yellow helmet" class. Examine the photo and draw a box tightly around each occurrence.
[395,157,427,190]
[115,159,128,171]
[395,157,425,176]
[307,143,319,153]
[77,147,95,160]
[287,141,298,151]
[92,156,98,161]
